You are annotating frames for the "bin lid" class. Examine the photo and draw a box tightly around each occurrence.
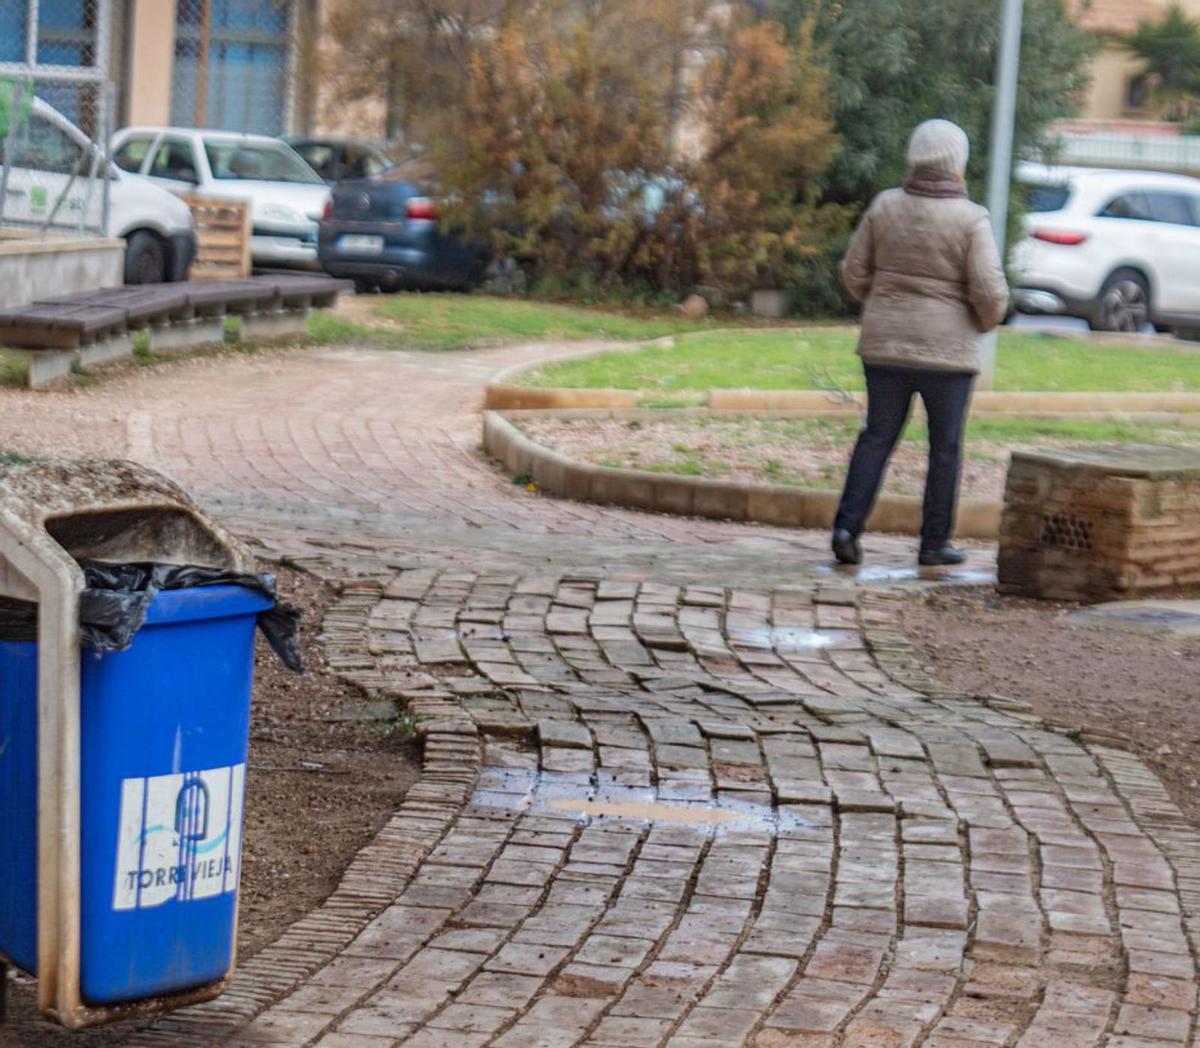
[142,584,273,627]
[0,459,252,581]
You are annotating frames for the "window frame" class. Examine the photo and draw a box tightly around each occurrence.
[19,109,87,176]
[201,139,326,185]
[1098,192,1154,222]
[1098,189,1200,227]
[113,135,156,175]
[1144,191,1199,228]
[292,142,339,181]
[147,135,202,185]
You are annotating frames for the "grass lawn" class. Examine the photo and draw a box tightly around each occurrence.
[0,348,28,387]
[521,328,1200,394]
[309,293,726,351]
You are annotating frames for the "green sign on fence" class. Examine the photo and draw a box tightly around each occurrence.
[0,78,33,139]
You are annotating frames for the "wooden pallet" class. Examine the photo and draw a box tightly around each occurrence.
[183,195,252,280]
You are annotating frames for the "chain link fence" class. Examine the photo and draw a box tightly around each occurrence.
[0,0,113,235]
[171,0,297,137]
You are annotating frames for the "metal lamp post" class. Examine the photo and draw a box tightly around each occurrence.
[978,0,1025,390]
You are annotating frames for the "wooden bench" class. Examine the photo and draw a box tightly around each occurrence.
[0,302,131,385]
[183,278,312,341]
[0,275,353,387]
[271,275,347,309]
[68,286,192,327]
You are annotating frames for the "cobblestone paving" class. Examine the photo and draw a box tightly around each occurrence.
[141,570,1199,1048]
[5,343,1197,1046]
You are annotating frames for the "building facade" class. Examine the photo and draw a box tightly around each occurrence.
[0,0,324,137]
[1075,0,1200,121]
[122,0,318,135]
[0,0,115,133]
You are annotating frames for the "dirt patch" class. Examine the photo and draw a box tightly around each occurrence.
[238,567,421,954]
[903,586,1200,828]
[4,567,421,1046]
[519,415,1200,503]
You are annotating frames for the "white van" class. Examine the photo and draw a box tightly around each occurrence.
[1,97,197,284]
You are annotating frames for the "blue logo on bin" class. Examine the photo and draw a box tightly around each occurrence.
[113,764,245,911]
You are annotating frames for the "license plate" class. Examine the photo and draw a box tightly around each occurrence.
[338,234,384,254]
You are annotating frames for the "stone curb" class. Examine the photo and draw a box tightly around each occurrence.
[123,581,481,1047]
[482,409,1002,540]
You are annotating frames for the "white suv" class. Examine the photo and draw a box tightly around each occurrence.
[110,127,331,269]
[2,98,196,284]
[1013,163,1200,332]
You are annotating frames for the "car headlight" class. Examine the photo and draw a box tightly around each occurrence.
[260,203,304,224]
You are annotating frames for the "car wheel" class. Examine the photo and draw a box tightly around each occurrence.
[1089,270,1150,333]
[124,231,167,285]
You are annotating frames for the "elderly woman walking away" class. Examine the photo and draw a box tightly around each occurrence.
[831,119,1010,568]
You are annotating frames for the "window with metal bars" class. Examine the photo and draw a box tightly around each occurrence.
[170,0,293,136]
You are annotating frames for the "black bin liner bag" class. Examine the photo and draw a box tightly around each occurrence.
[0,562,302,673]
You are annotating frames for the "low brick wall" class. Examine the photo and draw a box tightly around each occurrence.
[998,445,1200,602]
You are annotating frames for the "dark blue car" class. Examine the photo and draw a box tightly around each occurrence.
[317,178,488,293]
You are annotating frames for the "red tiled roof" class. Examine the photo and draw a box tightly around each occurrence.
[1072,0,1169,34]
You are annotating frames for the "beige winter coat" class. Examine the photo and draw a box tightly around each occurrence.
[841,188,1010,374]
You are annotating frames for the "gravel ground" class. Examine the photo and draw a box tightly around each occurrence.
[0,346,300,462]
[3,567,421,1046]
[519,415,1198,502]
[904,586,1200,828]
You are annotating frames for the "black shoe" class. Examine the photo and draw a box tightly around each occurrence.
[832,529,862,566]
[918,545,968,567]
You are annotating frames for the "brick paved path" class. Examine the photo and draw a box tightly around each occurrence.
[3,343,1197,1047]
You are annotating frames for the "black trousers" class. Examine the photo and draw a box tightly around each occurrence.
[834,364,975,550]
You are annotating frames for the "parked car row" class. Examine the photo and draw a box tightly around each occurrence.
[10,95,1200,323]
[111,126,332,270]
[1,96,465,289]
[108,122,485,290]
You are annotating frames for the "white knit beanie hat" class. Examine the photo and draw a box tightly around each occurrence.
[907,119,970,177]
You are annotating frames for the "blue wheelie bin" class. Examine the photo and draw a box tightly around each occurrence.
[0,582,271,1004]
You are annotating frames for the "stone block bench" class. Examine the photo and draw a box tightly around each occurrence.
[0,274,352,387]
[998,444,1200,602]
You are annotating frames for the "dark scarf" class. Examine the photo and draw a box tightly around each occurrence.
[903,166,968,199]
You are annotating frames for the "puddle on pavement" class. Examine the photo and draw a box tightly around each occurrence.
[815,563,996,586]
[547,798,747,825]
[726,627,866,653]
[468,767,818,834]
